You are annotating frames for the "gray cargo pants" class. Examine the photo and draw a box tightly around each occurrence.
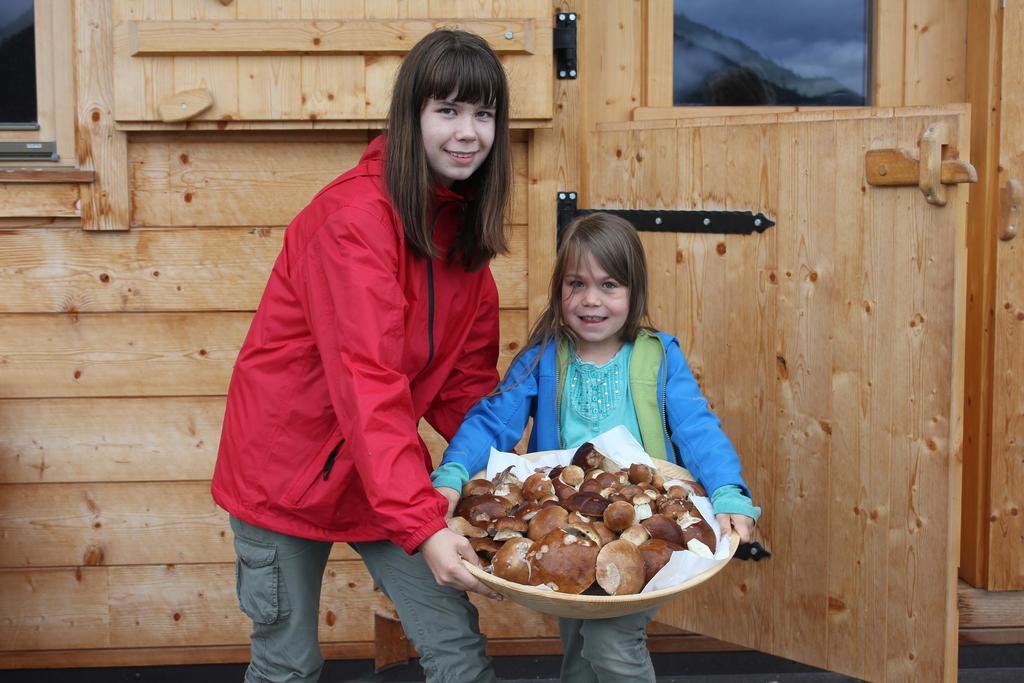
[230,515,496,683]
[558,607,660,683]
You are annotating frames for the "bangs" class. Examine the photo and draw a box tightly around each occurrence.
[564,238,631,286]
[421,47,504,108]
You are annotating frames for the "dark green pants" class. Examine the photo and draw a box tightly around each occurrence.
[230,516,495,683]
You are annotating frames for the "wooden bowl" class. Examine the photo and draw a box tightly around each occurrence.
[462,456,739,619]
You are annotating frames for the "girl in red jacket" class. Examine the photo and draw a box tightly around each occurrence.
[212,30,511,683]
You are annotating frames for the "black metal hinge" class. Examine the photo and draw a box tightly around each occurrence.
[557,192,775,243]
[554,12,577,79]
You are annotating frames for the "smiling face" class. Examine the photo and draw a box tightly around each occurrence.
[419,95,496,187]
[560,251,631,363]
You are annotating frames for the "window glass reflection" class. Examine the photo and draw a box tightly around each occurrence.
[673,0,871,106]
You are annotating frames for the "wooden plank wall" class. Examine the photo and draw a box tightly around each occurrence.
[110,0,553,125]
[2,0,549,665]
[0,126,540,665]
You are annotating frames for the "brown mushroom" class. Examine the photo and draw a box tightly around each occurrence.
[527,505,569,541]
[492,537,533,585]
[591,520,617,547]
[618,484,645,501]
[566,510,590,526]
[493,482,524,508]
[665,479,707,497]
[680,517,718,555]
[493,516,529,542]
[578,478,605,495]
[523,472,555,501]
[628,463,654,485]
[564,520,603,545]
[602,500,637,532]
[570,442,604,470]
[664,484,689,500]
[447,516,489,538]
[632,494,654,522]
[595,539,646,595]
[619,523,651,546]
[514,501,544,523]
[657,497,693,520]
[527,526,599,594]
[638,538,676,584]
[567,491,611,517]
[554,480,577,502]
[642,513,685,547]
[558,465,585,487]
[462,495,513,529]
[463,479,495,497]
[469,537,502,561]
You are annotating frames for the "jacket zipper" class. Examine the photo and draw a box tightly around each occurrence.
[658,340,675,463]
[424,258,435,371]
[321,439,344,480]
[555,342,566,448]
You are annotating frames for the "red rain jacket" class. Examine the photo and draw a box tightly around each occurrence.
[211,136,500,553]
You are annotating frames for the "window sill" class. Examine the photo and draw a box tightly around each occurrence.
[0,168,96,183]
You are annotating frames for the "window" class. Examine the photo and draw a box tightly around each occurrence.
[0,0,74,164]
[0,0,37,126]
[673,0,872,107]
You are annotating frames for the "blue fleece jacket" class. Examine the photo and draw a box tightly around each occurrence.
[435,331,752,500]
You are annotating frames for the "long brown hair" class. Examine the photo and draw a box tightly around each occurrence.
[385,29,511,270]
[500,213,652,390]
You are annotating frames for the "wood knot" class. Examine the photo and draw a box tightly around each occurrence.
[183,192,193,203]
[91,111,101,122]
[179,154,189,164]
[326,610,337,626]
[715,242,727,255]
[82,545,104,566]
[776,355,788,380]
[99,273,110,283]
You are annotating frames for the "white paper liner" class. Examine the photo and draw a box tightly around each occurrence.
[482,425,730,594]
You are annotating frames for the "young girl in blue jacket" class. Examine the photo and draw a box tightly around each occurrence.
[432,212,761,683]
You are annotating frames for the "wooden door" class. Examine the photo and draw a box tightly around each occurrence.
[586,107,969,681]
[987,0,1024,591]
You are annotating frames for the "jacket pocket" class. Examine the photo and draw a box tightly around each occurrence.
[281,431,345,509]
[234,538,287,625]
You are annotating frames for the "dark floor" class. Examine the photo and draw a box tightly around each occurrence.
[5,645,1024,682]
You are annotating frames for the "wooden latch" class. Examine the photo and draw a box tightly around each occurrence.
[158,88,214,123]
[865,122,977,206]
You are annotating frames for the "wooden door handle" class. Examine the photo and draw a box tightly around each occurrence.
[864,121,977,207]
[1001,178,1022,242]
